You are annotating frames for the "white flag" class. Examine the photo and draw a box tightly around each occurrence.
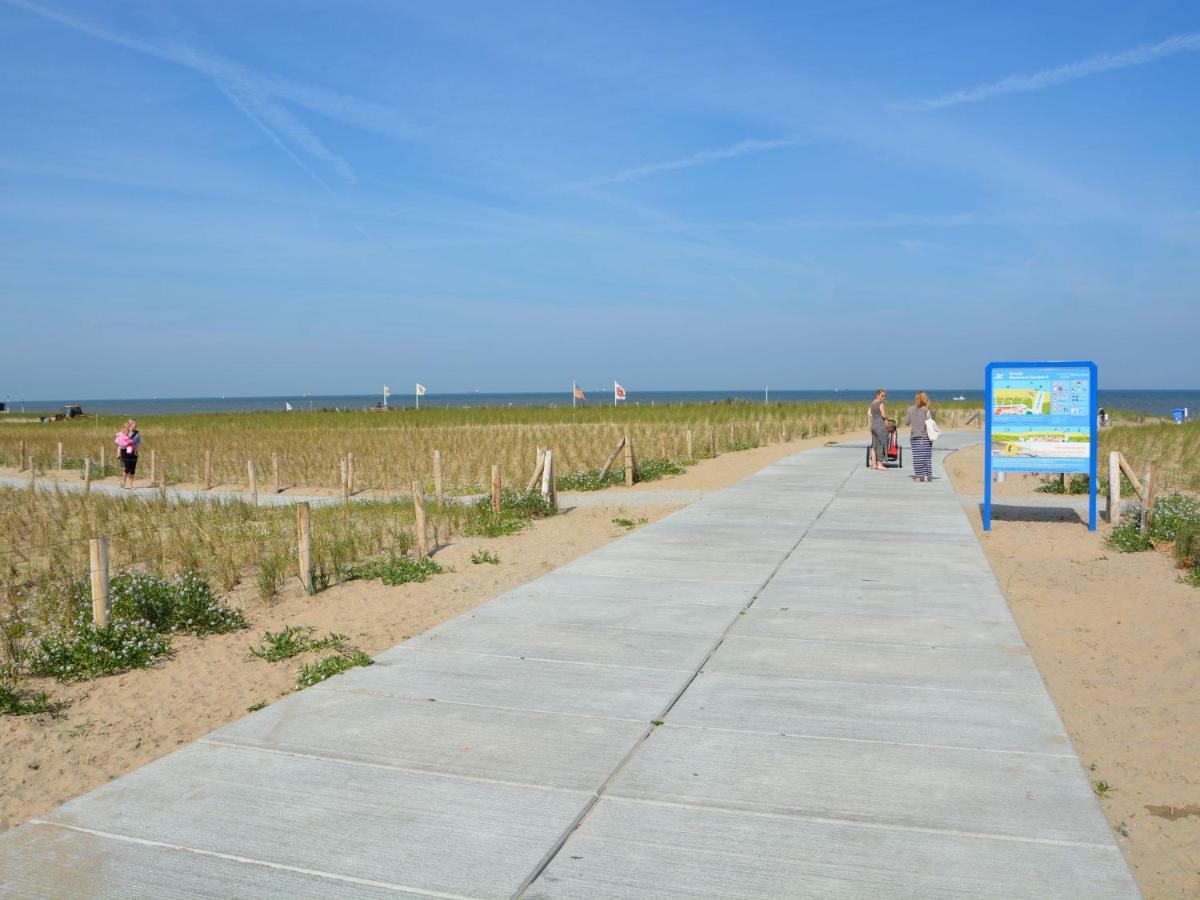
[415,383,427,396]
[383,385,390,397]
[284,401,293,411]
[614,381,627,401]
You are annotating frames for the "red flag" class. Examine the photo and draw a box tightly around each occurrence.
[573,382,586,401]
[614,381,627,401]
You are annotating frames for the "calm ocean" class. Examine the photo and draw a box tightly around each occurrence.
[6,389,1197,417]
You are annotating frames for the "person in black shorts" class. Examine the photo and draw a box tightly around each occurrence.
[117,419,141,488]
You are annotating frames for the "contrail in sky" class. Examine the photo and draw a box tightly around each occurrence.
[577,137,807,188]
[894,31,1200,111]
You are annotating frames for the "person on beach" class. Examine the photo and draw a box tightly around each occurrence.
[115,419,140,488]
[867,389,889,470]
[906,392,934,482]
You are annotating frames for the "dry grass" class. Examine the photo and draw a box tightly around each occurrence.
[0,402,981,494]
[1099,421,1200,493]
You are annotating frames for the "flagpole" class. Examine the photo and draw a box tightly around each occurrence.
[572,381,576,409]
[415,386,419,411]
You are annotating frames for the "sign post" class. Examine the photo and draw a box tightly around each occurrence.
[984,361,1097,532]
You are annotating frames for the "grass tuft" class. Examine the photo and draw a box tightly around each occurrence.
[296,649,373,688]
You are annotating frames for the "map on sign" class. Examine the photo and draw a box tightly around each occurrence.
[984,361,1098,531]
[987,365,1094,474]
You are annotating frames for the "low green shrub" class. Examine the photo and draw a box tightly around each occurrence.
[470,550,500,565]
[1147,493,1200,543]
[556,468,622,491]
[296,649,373,688]
[110,571,246,635]
[248,625,347,662]
[352,554,443,585]
[1173,522,1200,570]
[636,457,687,482]
[27,617,172,682]
[463,490,557,537]
[0,681,64,716]
[1106,521,1153,553]
[1036,474,1090,495]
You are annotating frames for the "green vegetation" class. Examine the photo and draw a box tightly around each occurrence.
[612,517,647,529]
[0,681,64,717]
[352,555,443,585]
[248,625,347,662]
[1145,493,1200,543]
[296,649,373,688]
[27,617,173,682]
[1106,521,1154,553]
[463,489,557,537]
[110,571,246,635]
[1036,474,1090,495]
[471,549,500,565]
[1094,779,1113,797]
[246,700,268,712]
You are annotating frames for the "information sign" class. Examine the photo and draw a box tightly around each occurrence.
[984,361,1097,531]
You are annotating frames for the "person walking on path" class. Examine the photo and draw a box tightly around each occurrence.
[115,419,140,489]
[906,392,934,482]
[867,389,889,470]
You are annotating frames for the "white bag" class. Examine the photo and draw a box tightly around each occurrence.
[925,415,941,441]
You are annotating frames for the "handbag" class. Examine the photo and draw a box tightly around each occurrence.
[925,414,941,441]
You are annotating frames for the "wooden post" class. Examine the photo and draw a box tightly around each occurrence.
[597,439,623,482]
[1140,463,1157,534]
[89,537,110,627]
[18,440,26,471]
[340,457,349,504]
[686,429,694,460]
[204,450,212,490]
[728,422,735,445]
[807,416,815,438]
[412,480,428,558]
[347,452,355,497]
[1107,451,1121,526]
[491,464,502,515]
[159,460,167,500]
[541,448,558,507]
[247,459,258,507]
[755,421,762,444]
[83,458,91,495]
[297,502,313,595]
[433,450,444,502]
[624,432,635,486]
[271,453,280,494]
[149,449,157,485]
[100,446,106,476]
[57,442,64,471]
[28,455,35,492]
[709,425,717,458]
[527,448,546,492]
[1060,472,1068,493]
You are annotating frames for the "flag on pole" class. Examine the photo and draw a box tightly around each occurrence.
[415,384,426,396]
[573,382,586,402]
[384,385,390,397]
[284,401,293,411]
[614,381,627,402]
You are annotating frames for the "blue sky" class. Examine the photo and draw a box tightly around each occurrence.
[1,0,1197,397]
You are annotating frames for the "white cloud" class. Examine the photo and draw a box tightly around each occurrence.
[895,31,1200,111]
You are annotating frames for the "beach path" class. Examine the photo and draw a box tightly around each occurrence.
[0,434,1139,898]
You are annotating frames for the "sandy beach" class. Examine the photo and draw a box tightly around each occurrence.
[946,444,1199,900]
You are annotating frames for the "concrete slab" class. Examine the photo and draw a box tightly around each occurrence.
[527,797,1139,900]
[706,634,1044,694]
[206,688,649,790]
[39,742,589,899]
[669,672,1071,754]
[752,582,1012,620]
[476,591,739,635]
[0,822,425,899]
[331,647,690,719]
[731,606,1024,648]
[525,572,761,606]
[561,556,773,585]
[407,619,717,670]
[609,725,1112,844]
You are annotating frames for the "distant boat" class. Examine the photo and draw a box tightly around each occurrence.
[953,395,966,401]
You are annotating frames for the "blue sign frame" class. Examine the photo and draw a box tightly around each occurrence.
[984,361,1097,532]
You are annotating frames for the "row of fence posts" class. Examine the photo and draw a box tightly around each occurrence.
[15,412,874,509]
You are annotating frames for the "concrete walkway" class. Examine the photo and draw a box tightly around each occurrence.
[0,436,1139,898]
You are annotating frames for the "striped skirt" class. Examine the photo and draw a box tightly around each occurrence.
[911,435,933,479]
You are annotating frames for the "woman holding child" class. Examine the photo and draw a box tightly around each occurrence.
[115,419,141,489]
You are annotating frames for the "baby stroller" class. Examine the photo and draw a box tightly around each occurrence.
[865,419,903,468]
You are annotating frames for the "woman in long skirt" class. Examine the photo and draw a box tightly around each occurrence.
[906,391,934,482]
[867,389,889,470]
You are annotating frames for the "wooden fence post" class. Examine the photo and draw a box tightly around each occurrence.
[149,449,157,485]
[624,432,635,486]
[755,421,762,444]
[1107,451,1121,525]
[204,450,212,490]
[346,452,355,497]
[57,442,64,471]
[271,453,280,494]
[728,422,735,446]
[433,450,444,502]
[90,537,110,627]
[18,440,26,471]
[686,429,694,460]
[247,459,258,506]
[1140,463,1157,534]
[709,426,717,458]
[491,464,502,515]
[527,448,546,492]
[340,457,349,504]
[83,458,91,495]
[541,449,558,509]
[159,460,167,500]
[412,480,428,558]
[297,502,313,595]
[28,455,35,492]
